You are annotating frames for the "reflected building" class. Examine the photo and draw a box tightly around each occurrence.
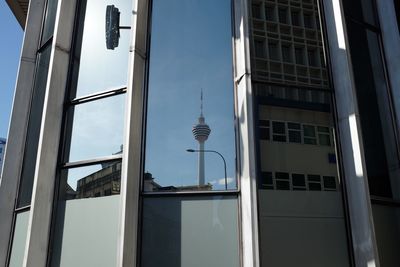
[2,0,400,267]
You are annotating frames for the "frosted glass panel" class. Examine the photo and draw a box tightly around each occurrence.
[9,211,30,267]
[51,195,120,267]
[141,196,239,267]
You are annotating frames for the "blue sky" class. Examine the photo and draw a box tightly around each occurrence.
[0,2,23,138]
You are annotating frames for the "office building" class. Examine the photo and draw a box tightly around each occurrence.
[1,0,400,266]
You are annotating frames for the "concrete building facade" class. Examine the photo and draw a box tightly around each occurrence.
[1,0,400,266]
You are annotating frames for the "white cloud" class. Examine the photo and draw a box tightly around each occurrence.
[210,177,234,185]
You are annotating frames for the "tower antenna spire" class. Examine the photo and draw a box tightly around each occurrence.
[200,88,204,117]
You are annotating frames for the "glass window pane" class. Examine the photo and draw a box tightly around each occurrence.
[141,196,240,267]
[292,173,305,187]
[18,46,52,208]
[41,0,59,43]
[259,171,273,189]
[342,0,377,26]
[272,121,285,134]
[303,125,316,137]
[323,176,337,190]
[64,162,121,199]
[250,1,350,265]
[71,0,132,97]
[252,3,262,19]
[291,11,300,26]
[51,164,121,266]
[372,205,400,266]
[144,0,236,191]
[279,8,287,24]
[266,6,275,21]
[9,211,30,267]
[346,21,400,199]
[269,42,280,60]
[66,95,125,162]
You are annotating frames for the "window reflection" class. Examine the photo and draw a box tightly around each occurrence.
[144,0,236,191]
[251,1,350,266]
[66,94,125,163]
[18,47,52,207]
[71,0,131,98]
[61,162,121,200]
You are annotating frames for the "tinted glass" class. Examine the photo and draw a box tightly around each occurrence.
[346,21,400,199]
[66,94,125,163]
[18,47,52,207]
[144,0,236,191]
[251,1,350,266]
[141,196,239,267]
[71,0,131,97]
[60,162,121,200]
[41,0,59,43]
[342,0,377,26]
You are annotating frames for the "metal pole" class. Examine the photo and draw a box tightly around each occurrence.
[186,149,228,190]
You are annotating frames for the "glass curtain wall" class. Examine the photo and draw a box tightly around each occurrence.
[7,1,58,266]
[140,0,240,266]
[49,0,131,266]
[249,0,351,266]
[342,0,400,266]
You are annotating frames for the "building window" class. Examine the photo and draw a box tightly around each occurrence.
[303,124,317,144]
[307,49,318,66]
[291,10,301,26]
[323,176,337,191]
[265,5,275,21]
[292,173,306,190]
[303,13,314,28]
[269,42,280,60]
[288,122,301,143]
[272,121,286,142]
[255,39,266,58]
[252,3,262,19]
[279,8,288,24]
[259,120,270,140]
[317,126,331,146]
[282,44,292,62]
[259,171,273,189]
[275,172,290,190]
[307,174,322,191]
[295,47,305,65]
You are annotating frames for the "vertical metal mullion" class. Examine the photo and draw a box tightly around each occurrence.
[117,0,150,266]
[22,0,78,265]
[0,0,48,265]
[321,0,380,266]
[375,0,400,161]
[234,0,260,266]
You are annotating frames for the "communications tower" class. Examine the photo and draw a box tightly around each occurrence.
[192,90,211,185]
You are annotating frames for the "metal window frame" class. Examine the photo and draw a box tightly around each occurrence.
[375,0,400,178]
[0,0,48,265]
[234,0,260,266]
[2,0,385,266]
[320,0,379,266]
[20,0,79,265]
